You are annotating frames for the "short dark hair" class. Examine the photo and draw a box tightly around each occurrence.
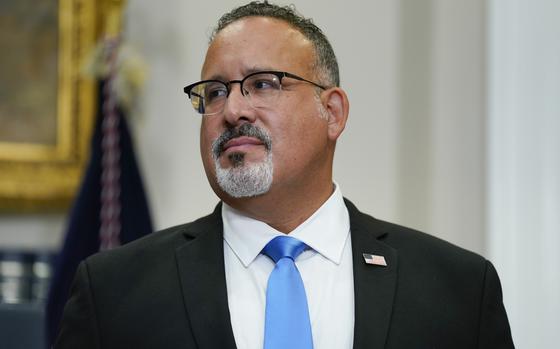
[211,1,340,87]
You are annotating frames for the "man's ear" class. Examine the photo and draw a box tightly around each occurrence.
[321,87,349,141]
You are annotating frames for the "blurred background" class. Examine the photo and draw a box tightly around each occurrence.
[0,0,558,348]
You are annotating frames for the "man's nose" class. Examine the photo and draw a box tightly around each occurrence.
[222,84,256,126]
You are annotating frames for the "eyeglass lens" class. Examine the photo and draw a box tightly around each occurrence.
[189,73,282,115]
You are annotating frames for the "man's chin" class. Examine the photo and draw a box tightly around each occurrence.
[214,153,274,198]
[219,152,268,169]
[224,152,245,168]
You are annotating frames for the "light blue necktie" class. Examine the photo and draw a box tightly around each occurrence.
[262,236,313,349]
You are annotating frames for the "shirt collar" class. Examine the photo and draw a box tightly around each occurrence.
[222,182,350,267]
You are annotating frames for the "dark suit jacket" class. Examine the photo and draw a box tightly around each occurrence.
[55,200,514,348]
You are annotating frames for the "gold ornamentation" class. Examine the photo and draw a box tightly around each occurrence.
[0,0,125,211]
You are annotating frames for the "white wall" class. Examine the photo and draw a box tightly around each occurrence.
[396,0,486,253]
[0,214,63,250]
[488,0,560,347]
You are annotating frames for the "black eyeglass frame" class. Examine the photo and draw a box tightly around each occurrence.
[183,70,327,114]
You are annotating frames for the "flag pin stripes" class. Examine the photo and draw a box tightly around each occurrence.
[363,253,387,267]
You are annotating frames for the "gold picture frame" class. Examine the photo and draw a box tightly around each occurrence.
[0,0,121,211]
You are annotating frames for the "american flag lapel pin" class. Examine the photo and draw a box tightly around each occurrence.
[363,253,387,267]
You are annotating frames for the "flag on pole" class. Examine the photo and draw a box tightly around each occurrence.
[45,35,153,347]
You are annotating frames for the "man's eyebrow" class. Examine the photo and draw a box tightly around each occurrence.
[245,66,276,74]
[202,74,227,81]
[203,66,278,81]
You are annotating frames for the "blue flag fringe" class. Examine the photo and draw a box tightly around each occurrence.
[45,81,154,347]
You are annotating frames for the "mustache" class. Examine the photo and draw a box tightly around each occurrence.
[211,123,272,159]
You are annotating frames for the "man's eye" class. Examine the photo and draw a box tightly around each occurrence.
[206,87,227,102]
[253,79,274,89]
[249,77,280,91]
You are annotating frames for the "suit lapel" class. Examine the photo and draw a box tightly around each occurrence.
[346,200,398,349]
[175,206,237,349]
[173,200,397,349]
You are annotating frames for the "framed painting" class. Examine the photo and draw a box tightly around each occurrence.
[0,0,118,211]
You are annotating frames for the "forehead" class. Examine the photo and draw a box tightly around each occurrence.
[201,17,315,79]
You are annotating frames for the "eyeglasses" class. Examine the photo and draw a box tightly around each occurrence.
[183,70,326,116]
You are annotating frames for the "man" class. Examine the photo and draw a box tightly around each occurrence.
[55,2,514,348]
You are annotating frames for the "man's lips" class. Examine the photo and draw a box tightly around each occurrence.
[222,136,264,154]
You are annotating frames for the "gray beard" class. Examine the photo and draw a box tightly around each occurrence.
[214,151,273,198]
[211,123,273,198]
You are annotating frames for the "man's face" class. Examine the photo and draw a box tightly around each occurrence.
[199,17,332,201]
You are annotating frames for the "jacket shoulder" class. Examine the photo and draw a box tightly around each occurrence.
[86,206,222,268]
[345,198,487,269]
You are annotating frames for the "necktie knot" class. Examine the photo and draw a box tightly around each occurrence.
[262,236,308,263]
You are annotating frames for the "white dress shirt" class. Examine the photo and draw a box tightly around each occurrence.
[223,183,354,349]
